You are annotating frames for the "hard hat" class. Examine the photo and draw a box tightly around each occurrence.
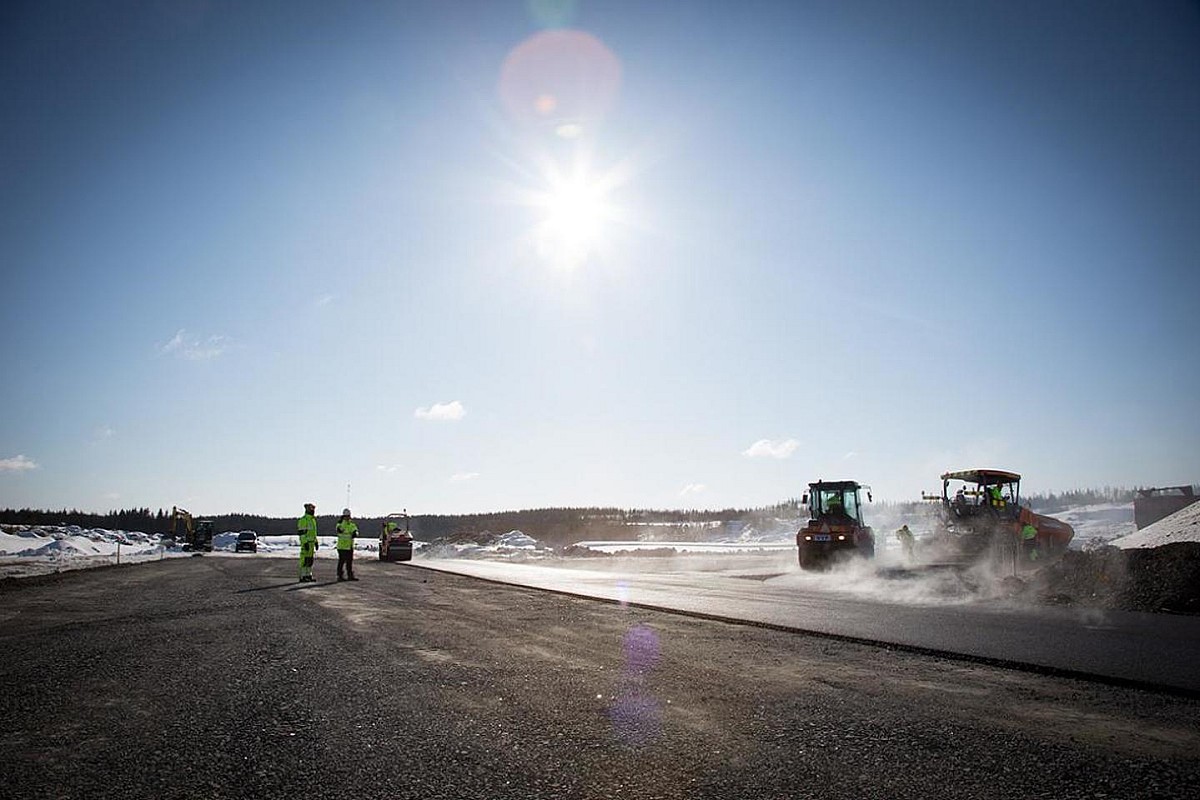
[342,508,351,516]
[304,502,315,510]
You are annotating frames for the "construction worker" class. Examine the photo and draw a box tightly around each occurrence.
[895,524,915,561]
[1020,522,1040,562]
[989,485,1005,508]
[826,493,845,517]
[297,502,318,582]
[336,508,359,582]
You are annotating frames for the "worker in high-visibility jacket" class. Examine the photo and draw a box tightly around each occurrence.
[989,485,1006,508]
[336,508,359,582]
[1020,522,1040,562]
[297,502,319,582]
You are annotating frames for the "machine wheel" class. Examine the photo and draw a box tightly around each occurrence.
[798,549,828,572]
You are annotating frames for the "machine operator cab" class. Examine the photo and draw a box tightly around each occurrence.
[942,469,1021,521]
[808,483,867,524]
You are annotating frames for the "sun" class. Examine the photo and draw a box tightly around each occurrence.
[534,171,613,269]
[541,179,604,248]
[496,147,637,273]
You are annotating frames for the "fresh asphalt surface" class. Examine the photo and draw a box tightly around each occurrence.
[416,556,1200,694]
[2,554,1198,799]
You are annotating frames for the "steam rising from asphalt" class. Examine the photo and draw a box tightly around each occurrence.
[580,549,1031,607]
[768,554,1025,607]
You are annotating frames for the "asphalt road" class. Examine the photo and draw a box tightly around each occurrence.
[2,555,1198,799]
[416,555,1200,694]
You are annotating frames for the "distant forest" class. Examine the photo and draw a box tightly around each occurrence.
[1023,486,1138,512]
[0,501,802,548]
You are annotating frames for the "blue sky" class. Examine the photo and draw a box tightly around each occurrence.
[2,0,1198,517]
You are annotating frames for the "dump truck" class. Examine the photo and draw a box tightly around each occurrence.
[796,480,875,570]
[923,469,1073,571]
[379,512,414,562]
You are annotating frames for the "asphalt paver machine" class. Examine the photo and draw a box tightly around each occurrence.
[924,468,1074,571]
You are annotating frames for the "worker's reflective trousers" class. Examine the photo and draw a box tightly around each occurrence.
[299,547,315,579]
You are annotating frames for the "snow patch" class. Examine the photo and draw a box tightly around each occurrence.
[1111,500,1200,549]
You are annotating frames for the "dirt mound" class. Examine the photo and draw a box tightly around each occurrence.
[1031,542,1200,614]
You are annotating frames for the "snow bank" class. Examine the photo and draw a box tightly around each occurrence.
[1111,500,1200,549]
[0,525,175,578]
[0,525,164,560]
[424,530,550,559]
[1052,503,1135,547]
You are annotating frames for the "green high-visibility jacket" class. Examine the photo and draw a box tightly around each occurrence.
[336,519,358,550]
[297,513,318,555]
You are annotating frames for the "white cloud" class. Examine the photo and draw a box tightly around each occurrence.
[315,294,335,307]
[187,336,229,360]
[159,329,229,360]
[680,483,706,497]
[742,438,800,459]
[104,492,121,501]
[160,329,185,354]
[94,425,116,442]
[843,451,858,460]
[0,454,38,472]
[415,401,466,421]
[376,464,402,473]
[450,472,480,483]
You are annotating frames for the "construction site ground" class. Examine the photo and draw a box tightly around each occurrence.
[2,556,1199,799]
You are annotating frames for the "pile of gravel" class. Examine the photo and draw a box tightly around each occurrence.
[1031,542,1200,614]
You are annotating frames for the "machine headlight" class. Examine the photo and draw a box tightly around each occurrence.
[837,535,846,541]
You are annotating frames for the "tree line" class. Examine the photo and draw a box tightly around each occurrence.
[1024,487,1138,512]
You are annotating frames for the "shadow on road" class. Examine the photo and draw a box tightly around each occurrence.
[234,582,321,594]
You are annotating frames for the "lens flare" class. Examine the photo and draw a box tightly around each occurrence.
[608,624,663,746]
[498,29,622,138]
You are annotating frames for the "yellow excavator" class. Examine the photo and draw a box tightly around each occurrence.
[170,506,215,552]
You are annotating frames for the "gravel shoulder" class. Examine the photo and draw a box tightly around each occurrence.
[1,556,1198,799]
